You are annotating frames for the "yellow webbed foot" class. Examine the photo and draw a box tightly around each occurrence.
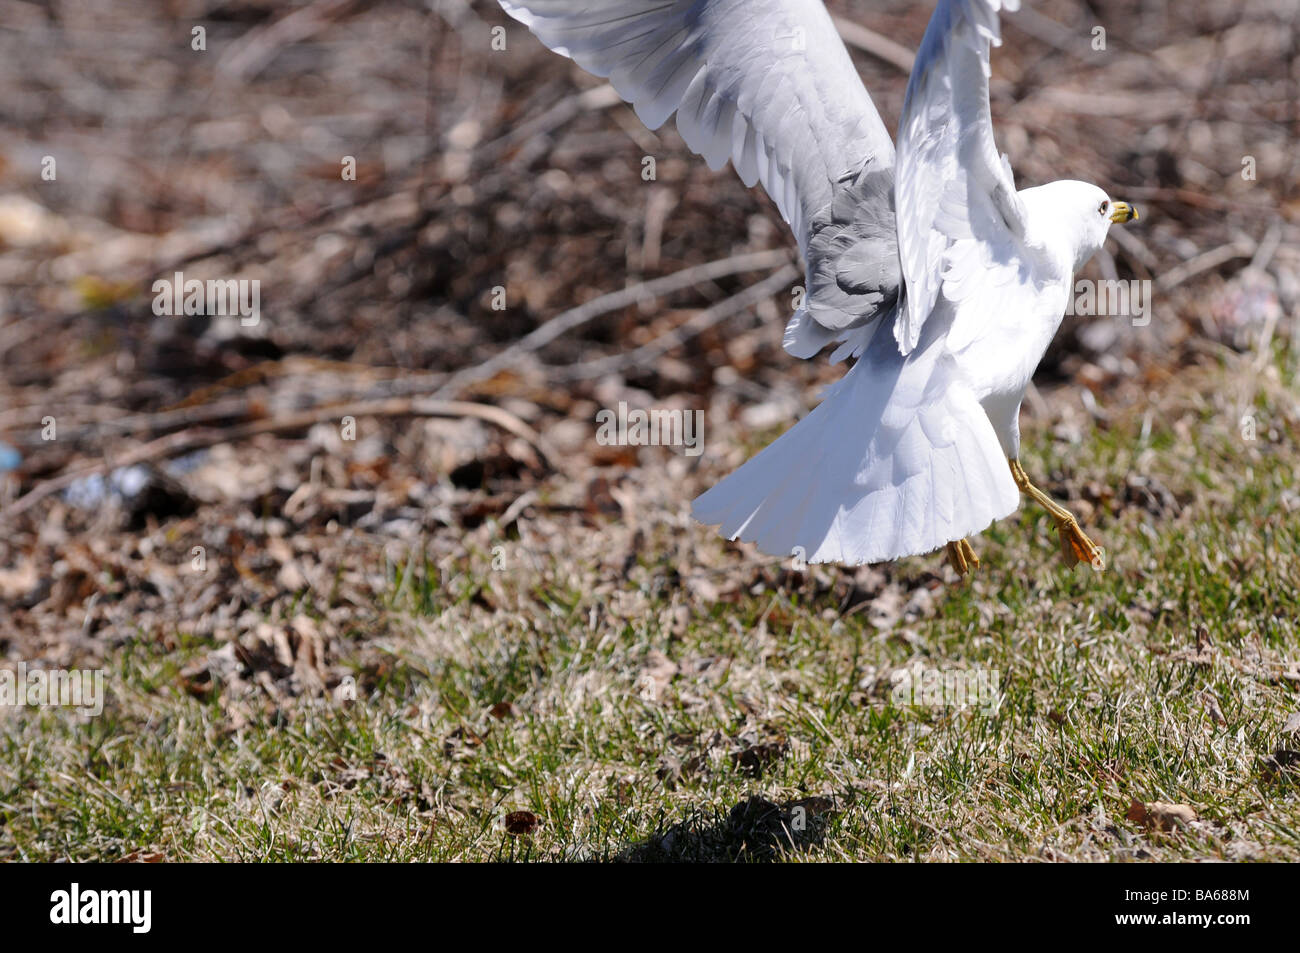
[1056,516,1105,570]
[945,538,980,576]
[1009,458,1105,572]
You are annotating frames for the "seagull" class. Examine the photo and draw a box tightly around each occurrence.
[497,0,1138,573]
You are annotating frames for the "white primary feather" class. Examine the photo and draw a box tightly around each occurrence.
[894,0,1027,356]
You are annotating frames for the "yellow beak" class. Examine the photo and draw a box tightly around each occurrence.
[1109,201,1138,224]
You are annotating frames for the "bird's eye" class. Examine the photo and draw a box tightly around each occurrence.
[1098,201,1109,216]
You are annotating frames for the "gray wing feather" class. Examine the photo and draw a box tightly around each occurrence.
[499,0,904,350]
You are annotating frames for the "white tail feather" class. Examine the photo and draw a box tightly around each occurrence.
[693,327,1018,565]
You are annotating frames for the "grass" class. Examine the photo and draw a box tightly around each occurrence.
[2,356,1298,861]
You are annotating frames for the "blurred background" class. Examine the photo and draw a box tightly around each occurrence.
[0,0,1295,662]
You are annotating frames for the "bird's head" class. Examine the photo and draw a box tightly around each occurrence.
[1031,180,1138,273]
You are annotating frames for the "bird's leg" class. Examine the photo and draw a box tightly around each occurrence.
[1008,459,1104,569]
[945,538,980,576]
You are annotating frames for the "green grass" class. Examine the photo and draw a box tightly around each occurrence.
[2,358,1298,861]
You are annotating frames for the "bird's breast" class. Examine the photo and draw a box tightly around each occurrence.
[948,281,1072,406]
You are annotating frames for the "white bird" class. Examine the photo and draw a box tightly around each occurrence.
[498,0,1138,573]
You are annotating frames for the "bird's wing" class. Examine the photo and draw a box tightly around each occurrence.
[498,0,902,346]
[893,0,1028,355]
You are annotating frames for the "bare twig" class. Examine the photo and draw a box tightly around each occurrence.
[1,398,552,522]
[1124,186,1276,213]
[1006,5,1094,60]
[478,85,623,162]
[217,0,360,83]
[37,398,255,444]
[432,249,793,397]
[1251,224,1285,373]
[497,489,540,530]
[1106,226,1159,274]
[832,16,915,74]
[545,264,800,380]
[1157,240,1256,291]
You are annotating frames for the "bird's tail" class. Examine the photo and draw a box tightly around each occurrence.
[692,337,1018,565]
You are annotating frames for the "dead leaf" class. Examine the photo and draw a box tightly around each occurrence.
[867,586,904,630]
[117,850,165,863]
[686,574,720,603]
[638,649,677,700]
[504,810,539,836]
[656,752,707,789]
[48,567,96,613]
[1197,690,1226,725]
[276,560,307,592]
[1127,799,1197,831]
[1262,749,1300,782]
[0,560,39,602]
[732,725,788,778]
[443,725,486,759]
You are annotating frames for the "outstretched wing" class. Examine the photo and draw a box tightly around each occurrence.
[498,0,902,351]
[893,0,1028,355]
